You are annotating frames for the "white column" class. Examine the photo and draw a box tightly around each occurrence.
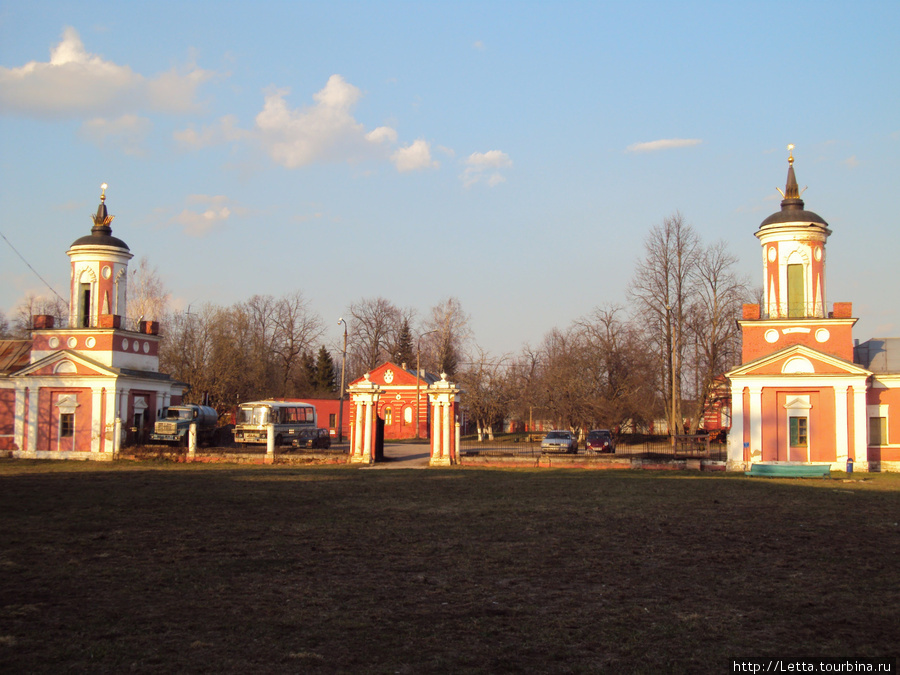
[727,383,745,470]
[189,422,198,460]
[113,416,122,457]
[119,388,128,423]
[432,401,441,459]
[105,387,119,454]
[852,384,869,470]
[13,386,29,455]
[363,401,373,461]
[26,388,38,454]
[91,388,104,454]
[834,385,849,467]
[353,400,364,456]
[266,423,274,462]
[748,386,763,462]
[442,401,451,460]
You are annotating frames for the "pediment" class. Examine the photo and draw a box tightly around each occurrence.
[12,349,117,378]
[727,344,871,378]
[351,361,427,388]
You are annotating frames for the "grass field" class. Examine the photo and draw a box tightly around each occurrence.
[1,460,898,673]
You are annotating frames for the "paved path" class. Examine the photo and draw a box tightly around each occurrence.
[362,442,431,469]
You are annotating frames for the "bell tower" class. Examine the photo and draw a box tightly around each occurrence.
[756,145,831,320]
[739,146,856,363]
[66,183,133,329]
[28,183,162,372]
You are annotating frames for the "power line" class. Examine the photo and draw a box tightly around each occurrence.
[0,229,67,305]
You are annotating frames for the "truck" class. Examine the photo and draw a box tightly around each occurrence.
[150,404,218,446]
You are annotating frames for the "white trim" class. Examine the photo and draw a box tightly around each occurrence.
[749,385,763,462]
[785,394,811,462]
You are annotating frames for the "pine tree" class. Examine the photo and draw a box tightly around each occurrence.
[302,351,317,393]
[395,319,415,368]
[314,345,337,393]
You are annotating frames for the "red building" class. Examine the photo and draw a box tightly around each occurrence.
[347,362,438,440]
[0,186,186,459]
[725,148,900,472]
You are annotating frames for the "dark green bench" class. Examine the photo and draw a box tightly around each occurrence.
[746,463,831,478]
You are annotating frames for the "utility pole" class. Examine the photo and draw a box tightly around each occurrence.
[337,318,348,443]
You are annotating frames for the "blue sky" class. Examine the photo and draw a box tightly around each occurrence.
[1,1,898,357]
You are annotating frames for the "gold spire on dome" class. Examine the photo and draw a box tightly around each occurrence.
[775,144,801,201]
[774,144,804,207]
[92,182,115,229]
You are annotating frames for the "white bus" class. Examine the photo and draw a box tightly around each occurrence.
[233,400,317,446]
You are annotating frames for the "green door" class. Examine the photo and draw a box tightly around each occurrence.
[787,264,804,317]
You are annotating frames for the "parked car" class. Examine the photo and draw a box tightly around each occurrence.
[292,428,332,449]
[585,429,616,454]
[541,430,578,454]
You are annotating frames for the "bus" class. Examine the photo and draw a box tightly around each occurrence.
[233,400,317,446]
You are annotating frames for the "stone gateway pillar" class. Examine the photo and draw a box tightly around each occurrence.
[427,373,460,467]
[348,373,382,465]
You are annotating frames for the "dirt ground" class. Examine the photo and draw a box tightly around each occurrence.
[0,460,898,673]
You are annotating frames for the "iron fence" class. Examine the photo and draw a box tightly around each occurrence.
[460,433,727,462]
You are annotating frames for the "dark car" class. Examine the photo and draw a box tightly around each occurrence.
[585,429,615,454]
[541,430,578,454]
[292,428,332,450]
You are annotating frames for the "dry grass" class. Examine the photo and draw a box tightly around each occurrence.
[0,459,898,673]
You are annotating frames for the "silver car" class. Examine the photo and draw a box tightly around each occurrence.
[541,430,578,454]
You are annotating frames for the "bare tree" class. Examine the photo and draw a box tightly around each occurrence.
[507,346,542,433]
[458,348,511,441]
[576,305,659,431]
[422,297,471,377]
[11,293,68,337]
[347,297,402,374]
[126,256,170,330]
[628,212,700,434]
[534,327,596,437]
[683,240,749,431]
[272,291,324,396]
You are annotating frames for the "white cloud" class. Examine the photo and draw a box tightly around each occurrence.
[843,155,859,168]
[461,150,512,187]
[80,114,152,155]
[174,74,439,174]
[173,114,245,149]
[252,75,397,168]
[0,27,211,117]
[366,126,398,144]
[626,138,702,153]
[391,139,439,173]
[171,195,237,237]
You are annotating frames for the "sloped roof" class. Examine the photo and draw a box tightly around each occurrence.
[855,338,900,374]
[727,343,871,379]
[0,340,32,375]
[349,361,440,388]
[12,349,182,386]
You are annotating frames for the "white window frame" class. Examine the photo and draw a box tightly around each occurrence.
[867,404,889,447]
[784,395,812,462]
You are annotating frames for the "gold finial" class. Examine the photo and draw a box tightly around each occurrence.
[100,182,108,202]
[787,144,794,165]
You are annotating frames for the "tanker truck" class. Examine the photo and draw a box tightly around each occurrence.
[150,404,218,446]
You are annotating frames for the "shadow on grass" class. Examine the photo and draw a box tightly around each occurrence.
[0,461,898,673]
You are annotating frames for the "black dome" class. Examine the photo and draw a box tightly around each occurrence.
[758,157,829,230]
[69,196,130,251]
[759,207,828,229]
[69,232,131,250]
